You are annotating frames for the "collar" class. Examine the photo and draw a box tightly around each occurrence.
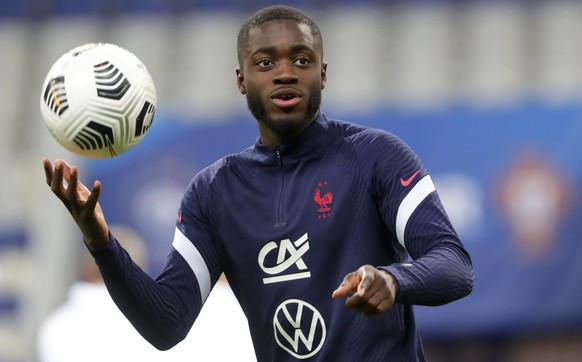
[252,113,331,165]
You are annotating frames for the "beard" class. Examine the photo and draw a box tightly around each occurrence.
[246,89,321,140]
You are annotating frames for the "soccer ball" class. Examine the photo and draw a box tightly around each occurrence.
[40,43,157,158]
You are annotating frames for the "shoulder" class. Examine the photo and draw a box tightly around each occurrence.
[323,115,410,157]
[193,146,253,184]
[182,146,254,203]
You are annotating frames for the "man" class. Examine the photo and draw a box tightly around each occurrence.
[43,5,473,361]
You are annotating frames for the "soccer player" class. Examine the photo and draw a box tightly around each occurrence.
[43,5,473,361]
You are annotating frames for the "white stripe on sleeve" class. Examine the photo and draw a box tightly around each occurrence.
[395,175,436,250]
[172,227,211,302]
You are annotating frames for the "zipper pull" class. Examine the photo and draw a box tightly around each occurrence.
[276,148,282,166]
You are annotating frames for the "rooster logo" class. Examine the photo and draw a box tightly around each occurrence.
[314,181,333,218]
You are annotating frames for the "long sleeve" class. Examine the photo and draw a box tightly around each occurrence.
[367,130,474,306]
[383,242,474,306]
[381,189,474,306]
[90,232,203,350]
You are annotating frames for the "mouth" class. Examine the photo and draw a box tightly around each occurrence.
[270,88,302,108]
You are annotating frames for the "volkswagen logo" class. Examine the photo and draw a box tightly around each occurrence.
[273,299,326,359]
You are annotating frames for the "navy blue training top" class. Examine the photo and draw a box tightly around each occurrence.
[92,113,473,361]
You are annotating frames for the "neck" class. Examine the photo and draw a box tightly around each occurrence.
[258,112,319,147]
[258,123,304,147]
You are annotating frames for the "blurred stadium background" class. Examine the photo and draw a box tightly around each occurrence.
[1,0,582,361]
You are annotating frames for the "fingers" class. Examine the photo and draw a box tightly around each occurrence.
[43,158,97,210]
[346,286,390,316]
[340,265,373,298]
[333,265,396,316]
[344,266,378,308]
[42,158,108,250]
[355,266,372,297]
[42,158,54,187]
[86,180,102,211]
[48,159,67,202]
[66,164,79,202]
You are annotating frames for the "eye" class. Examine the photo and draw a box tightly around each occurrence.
[256,59,274,68]
[294,57,311,66]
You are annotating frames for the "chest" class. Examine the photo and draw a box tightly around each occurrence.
[224,152,361,236]
[211,150,379,279]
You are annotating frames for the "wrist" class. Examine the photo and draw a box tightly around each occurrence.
[83,230,110,251]
[378,268,400,298]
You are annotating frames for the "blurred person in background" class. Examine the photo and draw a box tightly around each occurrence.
[42,5,473,361]
[36,225,255,362]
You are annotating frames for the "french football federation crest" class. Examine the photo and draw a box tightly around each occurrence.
[314,181,333,219]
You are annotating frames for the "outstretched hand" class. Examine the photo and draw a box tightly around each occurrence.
[332,265,399,316]
[42,158,109,250]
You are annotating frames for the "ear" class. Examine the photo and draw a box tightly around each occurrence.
[321,62,327,90]
[236,67,246,95]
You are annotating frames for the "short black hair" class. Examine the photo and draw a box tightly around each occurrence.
[237,5,323,67]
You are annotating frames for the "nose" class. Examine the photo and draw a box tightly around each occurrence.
[273,62,298,84]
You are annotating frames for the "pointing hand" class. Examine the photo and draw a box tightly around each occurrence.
[332,265,399,316]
